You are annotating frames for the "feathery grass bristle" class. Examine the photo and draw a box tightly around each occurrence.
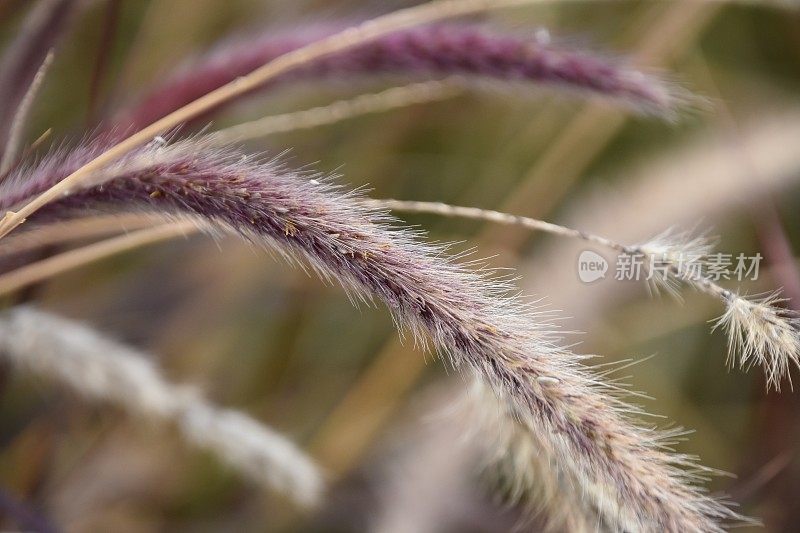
[714,292,800,391]
[636,228,716,297]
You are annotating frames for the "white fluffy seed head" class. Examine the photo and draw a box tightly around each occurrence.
[638,228,716,262]
[637,228,717,297]
[713,292,800,391]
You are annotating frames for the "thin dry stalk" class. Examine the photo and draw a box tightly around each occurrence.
[0,0,75,154]
[210,81,461,143]
[0,221,199,297]
[370,200,718,294]
[0,213,161,258]
[0,51,54,175]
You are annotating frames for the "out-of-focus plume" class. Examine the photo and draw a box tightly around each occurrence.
[0,306,324,507]
[114,23,682,132]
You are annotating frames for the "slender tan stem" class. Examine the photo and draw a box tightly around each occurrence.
[0,221,199,297]
[0,214,159,257]
[0,51,54,175]
[212,81,461,143]
[369,198,733,302]
[0,0,550,240]
[368,198,628,252]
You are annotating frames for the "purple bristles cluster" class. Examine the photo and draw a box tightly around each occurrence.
[3,138,738,531]
[113,24,679,132]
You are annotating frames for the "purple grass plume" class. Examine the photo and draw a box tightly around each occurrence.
[113,24,680,132]
[1,136,741,532]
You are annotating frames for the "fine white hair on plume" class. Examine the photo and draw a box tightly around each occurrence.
[635,227,717,298]
[0,306,323,507]
[712,291,800,391]
[640,231,800,389]
[628,230,800,389]
[458,379,606,532]
[607,229,800,389]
